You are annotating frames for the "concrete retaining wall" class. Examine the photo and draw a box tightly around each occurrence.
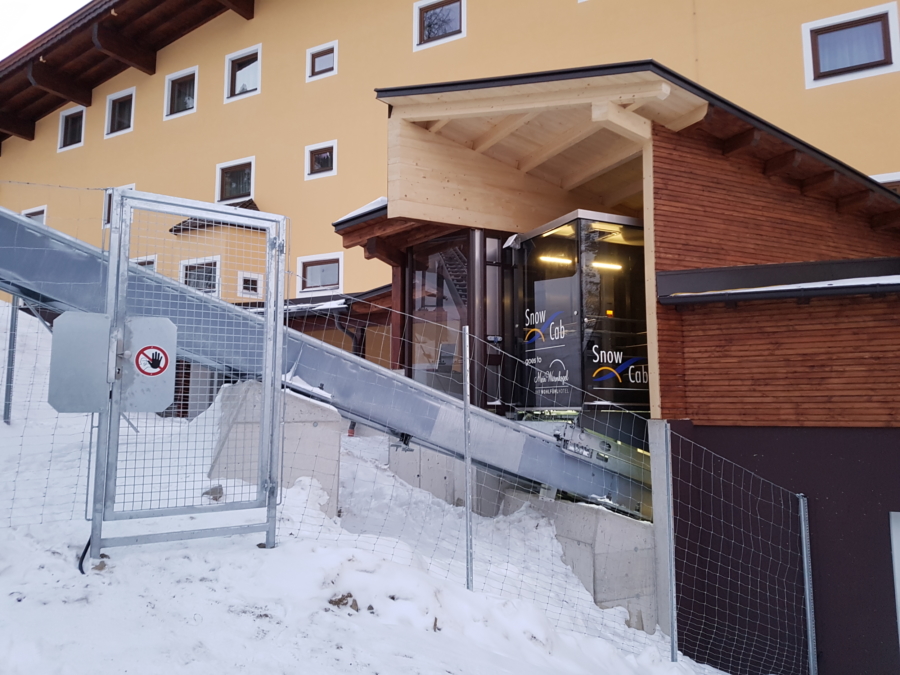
[208,381,341,517]
[502,489,658,633]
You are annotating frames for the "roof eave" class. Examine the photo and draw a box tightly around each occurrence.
[375,60,900,208]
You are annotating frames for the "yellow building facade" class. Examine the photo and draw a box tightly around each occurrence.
[2,0,900,296]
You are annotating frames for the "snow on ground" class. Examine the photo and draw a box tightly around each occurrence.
[0,303,722,674]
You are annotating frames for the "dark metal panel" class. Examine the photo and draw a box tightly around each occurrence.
[657,257,900,304]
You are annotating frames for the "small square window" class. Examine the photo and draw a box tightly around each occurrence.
[811,13,892,79]
[238,271,262,298]
[59,108,85,150]
[307,41,338,82]
[418,0,463,45]
[133,256,157,272]
[182,260,219,295]
[108,93,133,135]
[309,147,333,174]
[169,73,196,116]
[311,48,335,77]
[305,141,337,180]
[297,253,343,295]
[227,48,260,99]
[22,207,46,224]
[219,161,253,202]
[302,259,340,291]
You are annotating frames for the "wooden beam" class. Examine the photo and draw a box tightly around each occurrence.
[342,218,420,249]
[91,24,156,75]
[801,170,839,196]
[214,0,254,19]
[665,102,709,132]
[517,118,604,173]
[722,128,761,156]
[764,150,802,177]
[561,140,642,191]
[600,178,643,208]
[592,101,651,144]
[872,210,900,231]
[364,237,405,267]
[394,81,671,122]
[388,224,458,249]
[836,190,875,214]
[427,119,450,133]
[0,111,35,141]
[26,61,91,107]
[470,112,537,153]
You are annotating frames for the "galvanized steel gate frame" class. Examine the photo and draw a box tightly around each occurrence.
[90,188,286,558]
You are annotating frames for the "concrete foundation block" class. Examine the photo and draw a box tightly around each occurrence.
[502,488,658,634]
[209,381,342,517]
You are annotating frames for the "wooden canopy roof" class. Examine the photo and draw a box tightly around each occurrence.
[0,0,253,153]
[371,61,900,232]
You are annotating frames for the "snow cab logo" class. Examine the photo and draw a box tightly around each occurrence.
[524,309,566,344]
[591,347,647,385]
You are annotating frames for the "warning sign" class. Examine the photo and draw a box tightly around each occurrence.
[135,345,170,377]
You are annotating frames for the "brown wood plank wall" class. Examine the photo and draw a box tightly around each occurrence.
[653,125,900,426]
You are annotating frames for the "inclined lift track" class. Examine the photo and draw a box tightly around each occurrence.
[0,206,650,510]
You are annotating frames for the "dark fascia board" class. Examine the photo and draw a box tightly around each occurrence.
[375,60,900,208]
[333,205,388,232]
[658,257,900,305]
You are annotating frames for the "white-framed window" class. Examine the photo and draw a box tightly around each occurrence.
[215,156,255,203]
[102,183,136,228]
[802,3,900,88]
[224,44,261,103]
[164,66,198,119]
[306,40,338,82]
[297,252,343,296]
[238,270,263,298]
[131,254,158,272]
[181,255,221,296]
[413,0,466,51]
[104,87,135,139]
[304,140,337,180]
[58,106,86,152]
[21,206,47,224]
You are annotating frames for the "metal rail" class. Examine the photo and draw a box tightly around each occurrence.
[0,204,648,502]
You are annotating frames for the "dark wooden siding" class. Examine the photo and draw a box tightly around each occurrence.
[653,125,900,426]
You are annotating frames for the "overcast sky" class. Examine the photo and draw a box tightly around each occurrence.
[0,0,93,61]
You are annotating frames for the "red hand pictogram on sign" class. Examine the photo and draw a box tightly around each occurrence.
[135,345,169,377]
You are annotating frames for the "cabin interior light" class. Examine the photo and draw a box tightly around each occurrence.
[539,255,573,264]
[606,309,614,317]
[592,261,623,270]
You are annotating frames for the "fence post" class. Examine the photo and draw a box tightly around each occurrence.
[665,422,678,663]
[649,420,678,660]
[462,325,474,592]
[798,494,818,675]
[3,295,18,425]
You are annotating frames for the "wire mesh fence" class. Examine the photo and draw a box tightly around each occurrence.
[110,201,279,516]
[669,430,812,675]
[0,184,816,673]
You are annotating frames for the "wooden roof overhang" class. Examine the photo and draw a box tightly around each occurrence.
[335,61,900,260]
[333,202,463,268]
[0,0,254,154]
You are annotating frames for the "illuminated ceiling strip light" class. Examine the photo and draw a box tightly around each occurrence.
[539,256,573,264]
[592,262,623,270]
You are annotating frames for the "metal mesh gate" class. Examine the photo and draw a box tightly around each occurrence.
[90,188,286,556]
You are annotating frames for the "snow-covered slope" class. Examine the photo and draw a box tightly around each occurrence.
[0,302,722,674]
